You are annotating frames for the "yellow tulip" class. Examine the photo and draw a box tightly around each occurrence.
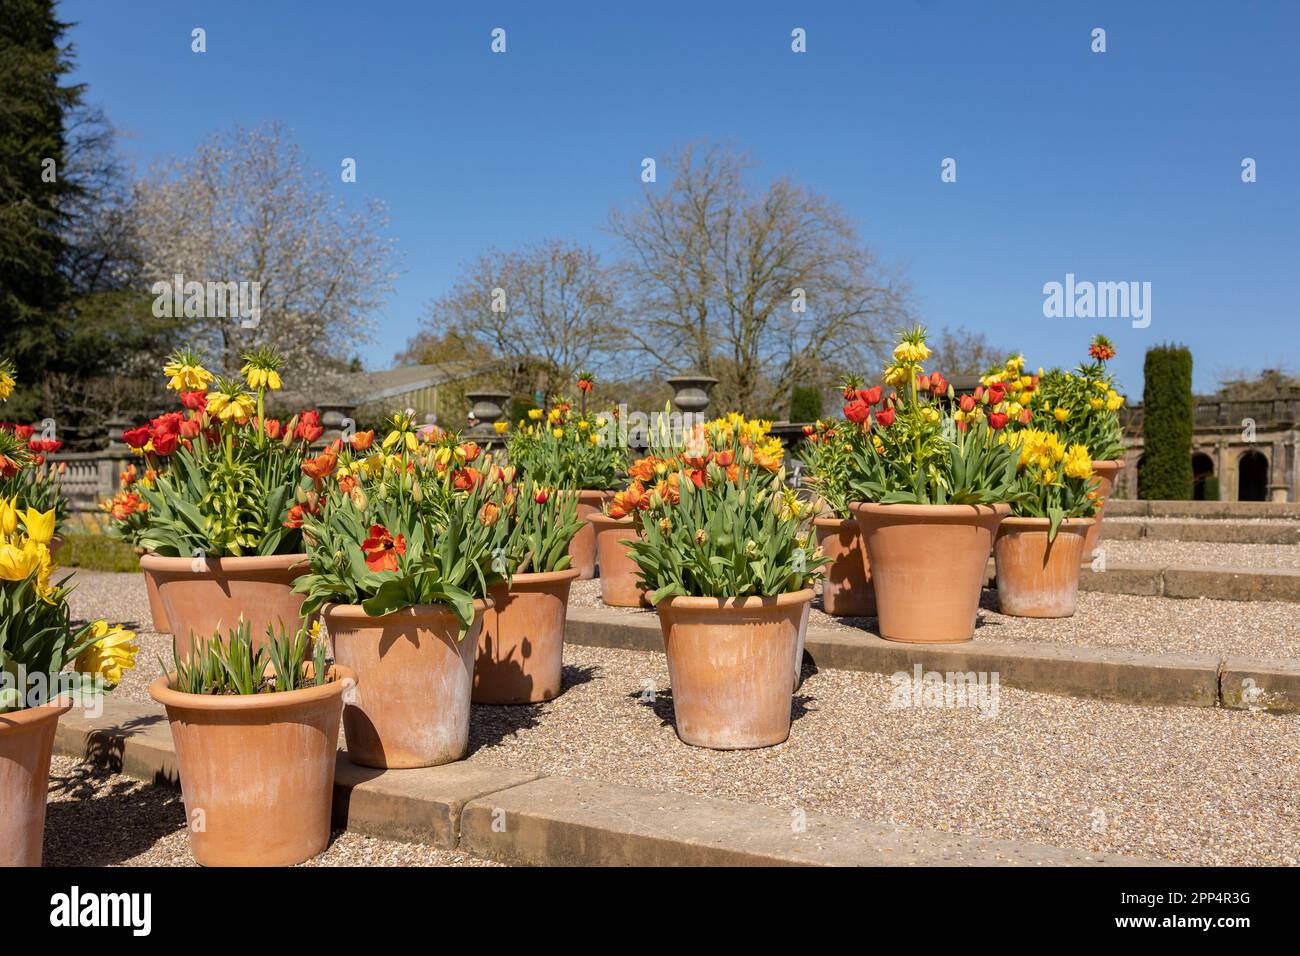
[20,507,55,545]
[494,421,509,434]
[0,542,40,581]
[74,621,139,685]
[528,409,543,421]
[1053,407,1071,422]
[0,496,16,536]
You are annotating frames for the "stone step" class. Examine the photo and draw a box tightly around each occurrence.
[1106,500,1300,520]
[1101,517,1299,544]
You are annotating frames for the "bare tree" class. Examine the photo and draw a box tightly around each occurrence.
[926,326,1009,379]
[133,122,398,377]
[608,142,909,416]
[401,238,618,398]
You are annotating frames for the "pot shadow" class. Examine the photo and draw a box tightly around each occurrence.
[627,685,816,732]
[74,713,169,779]
[974,588,1004,628]
[43,760,187,866]
[466,662,599,754]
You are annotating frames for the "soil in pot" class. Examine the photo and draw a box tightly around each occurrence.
[994,517,1093,617]
[851,502,1008,644]
[589,513,649,607]
[1082,459,1124,561]
[567,490,612,580]
[139,553,310,654]
[325,600,491,768]
[0,702,72,867]
[475,569,580,704]
[656,590,813,749]
[148,667,353,867]
[812,516,875,617]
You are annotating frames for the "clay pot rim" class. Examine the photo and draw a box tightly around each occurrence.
[812,514,855,528]
[658,588,815,611]
[849,501,1011,518]
[1090,458,1125,469]
[492,567,582,587]
[999,516,1096,531]
[588,512,635,528]
[322,597,494,623]
[147,664,356,712]
[0,700,73,731]
[572,489,614,501]
[138,552,309,572]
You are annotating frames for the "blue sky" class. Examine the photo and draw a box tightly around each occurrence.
[62,0,1299,395]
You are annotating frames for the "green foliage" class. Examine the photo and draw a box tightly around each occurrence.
[799,421,853,518]
[1138,344,1194,500]
[506,396,624,490]
[789,385,823,423]
[1035,367,1126,461]
[626,467,825,602]
[1202,475,1220,501]
[499,483,583,574]
[168,620,329,696]
[56,533,140,572]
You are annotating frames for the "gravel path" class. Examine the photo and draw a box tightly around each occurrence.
[464,644,1299,866]
[43,756,499,867]
[1099,538,1300,570]
[570,579,1300,660]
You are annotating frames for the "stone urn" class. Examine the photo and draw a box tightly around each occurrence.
[666,375,718,415]
[466,390,511,439]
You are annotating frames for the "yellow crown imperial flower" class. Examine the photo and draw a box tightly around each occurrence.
[0,359,16,402]
[163,348,215,392]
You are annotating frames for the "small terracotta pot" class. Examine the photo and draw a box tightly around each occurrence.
[324,600,491,768]
[994,517,1094,618]
[850,502,1008,644]
[656,589,813,750]
[139,553,310,654]
[148,667,353,867]
[0,702,71,867]
[812,516,875,617]
[589,513,648,607]
[137,550,171,634]
[1082,459,1124,561]
[475,568,580,704]
[567,490,613,580]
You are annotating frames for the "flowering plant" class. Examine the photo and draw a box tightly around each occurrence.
[130,348,321,557]
[1031,335,1126,461]
[293,412,511,630]
[0,358,69,528]
[497,483,584,575]
[843,327,1021,505]
[798,419,854,517]
[506,375,623,490]
[1004,429,1099,539]
[0,496,138,712]
[624,455,825,602]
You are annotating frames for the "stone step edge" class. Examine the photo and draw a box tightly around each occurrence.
[566,606,1300,712]
[50,700,1166,868]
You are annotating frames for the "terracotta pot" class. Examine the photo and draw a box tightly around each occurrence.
[567,490,613,580]
[324,600,491,768]
[138,553,310,654]
[0,702,71,867]
[589,513,648,607]
[148,666,353,867]
[994,517,1094,618]
[812,516,876,617]
[475,569,580,704]
[656,589,813,750]
[1082,459,1124,561]
[137,551,171,634]
[850,502,1008,644]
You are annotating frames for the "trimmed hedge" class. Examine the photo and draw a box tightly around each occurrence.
[1139,344,1194,500]
[57,533,141,573]
[790,385,823,423]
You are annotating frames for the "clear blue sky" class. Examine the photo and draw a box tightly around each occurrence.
[61,0,1299,396]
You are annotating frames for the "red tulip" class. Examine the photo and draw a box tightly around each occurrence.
[988,412,1009,430]
[350,429,374,451]
[875,407,896,427]
[180,390,207,411]
[151,431,178,456]
[959,394,976,413]
[857,386,883,405]
[844,400,871,424]
[362,524,406,573]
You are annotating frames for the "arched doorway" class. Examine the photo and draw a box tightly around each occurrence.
[1238,450,1269,502]
[1192,452,1215,500]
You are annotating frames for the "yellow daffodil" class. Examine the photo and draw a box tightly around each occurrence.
[20,507,55,546]
[74,621,139,685]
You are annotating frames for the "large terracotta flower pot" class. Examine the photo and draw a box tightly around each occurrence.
[656,589,813,750]
[1082,459,1124,561]
[0,702,71,867]
[812,516,876,617]
[324,599,491,768]
[137,550,171,634]
[475,569,580,704]
[139,553,310,654]
[994,517,1093,618]
[850,502,1008,644]
[589,512,648,607]
[567,490,613,580]
[148,666,353,867]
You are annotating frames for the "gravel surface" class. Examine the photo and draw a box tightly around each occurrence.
[43,756,499,867]
[464,644,1300,866]
[570,579,1300,661]
[58,571,1299,867]
[1099,538,1300,570]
